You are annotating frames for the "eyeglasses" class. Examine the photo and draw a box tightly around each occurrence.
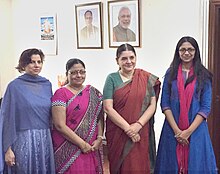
[68,70,86,76]
[179,48,195,54]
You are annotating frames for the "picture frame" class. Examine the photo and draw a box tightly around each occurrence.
[40,15,56,41]
[75,2,103,49]
[108,0,140,47]
[40,14,58,55]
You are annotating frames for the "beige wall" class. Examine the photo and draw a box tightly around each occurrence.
[0,0,15,97]
[0,0,208,146]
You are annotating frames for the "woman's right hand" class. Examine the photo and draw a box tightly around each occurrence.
[125,123,142,137]
[80,142,92,154]
[5,147,15,167]
[131,133,141,143]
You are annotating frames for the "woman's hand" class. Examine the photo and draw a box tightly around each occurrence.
[175,130,190,145]
[91,138,102,151]
[5,147,15,167]
[80,142,92,154]
[131,133,141,143]
[125,122,142,138]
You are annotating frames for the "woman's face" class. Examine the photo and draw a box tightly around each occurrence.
[117,50,136,73]
[178,42,195,65]
[24,54,43,76]
[67,63,86,87]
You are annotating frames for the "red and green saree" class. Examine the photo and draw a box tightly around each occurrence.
[104,69,160,174]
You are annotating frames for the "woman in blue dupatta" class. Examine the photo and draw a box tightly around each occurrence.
[155,36,218,174]
[51,58,104,174]
[1,48,55,174]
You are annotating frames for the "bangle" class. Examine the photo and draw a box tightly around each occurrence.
[136,121,143,127]
[97,135,103,140]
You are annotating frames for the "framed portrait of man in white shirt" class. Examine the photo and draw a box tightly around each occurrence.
[75,2,103,49]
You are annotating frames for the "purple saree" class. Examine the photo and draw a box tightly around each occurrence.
[51,85,103,174]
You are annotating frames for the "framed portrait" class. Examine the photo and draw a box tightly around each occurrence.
[75,2,103,49]
[108,0,140,47]
[39,14,58,55]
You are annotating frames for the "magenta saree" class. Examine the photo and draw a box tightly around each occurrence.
[51,85,103,174]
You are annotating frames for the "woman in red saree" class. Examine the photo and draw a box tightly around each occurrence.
[103,43,160,174]
[51,58,104,174]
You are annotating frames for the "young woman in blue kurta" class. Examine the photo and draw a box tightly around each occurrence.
[155,36,217,174]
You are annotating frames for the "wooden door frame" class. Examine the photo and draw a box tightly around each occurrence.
[208,0,220,171]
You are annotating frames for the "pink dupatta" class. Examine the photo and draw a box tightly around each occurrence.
[176,64,196,174]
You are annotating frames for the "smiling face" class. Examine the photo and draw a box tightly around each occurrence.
[24,54,43,76]
[178,42,195,67]
[117,50,136,74]
[118,7,131,29]
[67,63,86,88]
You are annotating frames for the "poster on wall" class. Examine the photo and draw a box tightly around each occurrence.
[39,14,57,55]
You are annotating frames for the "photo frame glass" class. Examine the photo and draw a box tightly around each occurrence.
[39,14,58,55]
[108,0,140,47]
[75,2,103,49]
[40,16,55,41]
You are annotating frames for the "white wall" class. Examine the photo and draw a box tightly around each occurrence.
[0,0,208,148]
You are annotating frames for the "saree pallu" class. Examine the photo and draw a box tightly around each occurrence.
[106,69,160,174]
[52,85,103,174]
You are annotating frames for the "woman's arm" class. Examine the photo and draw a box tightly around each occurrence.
[164,109,181,135]
[103,99,130,132]
[52,106,91,153]
[97,113,104,138]
[137,96,157,126]
[160,71,181,135]
[91,113,104,151]
[127,96,157,135]
[179,115,204,145]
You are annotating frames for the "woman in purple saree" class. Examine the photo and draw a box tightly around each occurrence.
[51,58,104,174]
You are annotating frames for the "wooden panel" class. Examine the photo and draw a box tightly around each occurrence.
[208,0,220,171]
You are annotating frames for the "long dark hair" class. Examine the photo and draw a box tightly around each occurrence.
[168,36,212,92]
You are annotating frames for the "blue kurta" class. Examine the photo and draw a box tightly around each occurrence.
[155,70,217,174]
